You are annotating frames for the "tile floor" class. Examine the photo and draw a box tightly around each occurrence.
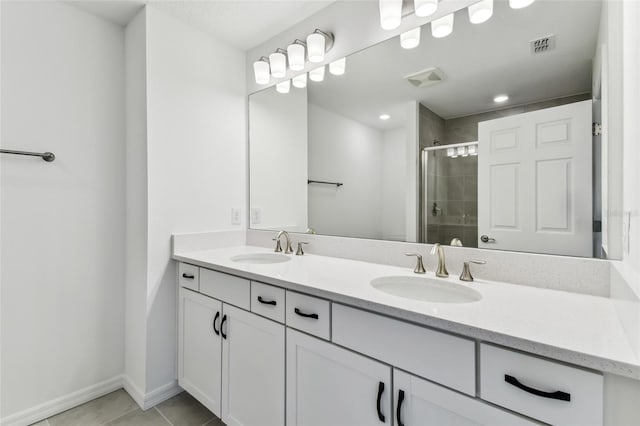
[30,389,224,426]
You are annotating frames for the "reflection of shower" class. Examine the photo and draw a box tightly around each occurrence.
[420,142,479,248]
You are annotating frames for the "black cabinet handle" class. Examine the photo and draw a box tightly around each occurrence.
[396,389,405,426]
[376,381,385,423]
[294,308,318,319]
[212,311,220,336]
[258,296,277,306]
[504,374,571,401]
[220,314,228,339]
[182,273,195,279]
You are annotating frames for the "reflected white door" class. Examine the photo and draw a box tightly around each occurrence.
[478,100,592,256]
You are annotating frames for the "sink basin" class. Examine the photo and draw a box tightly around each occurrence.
[230,253,291,264]
[371,276,482,304]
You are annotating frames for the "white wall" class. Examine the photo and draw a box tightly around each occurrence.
[308,104,383,239]
[124,5,247,402]
[381,127,406,241]
[1,1,125,421]
[250,87,308,231]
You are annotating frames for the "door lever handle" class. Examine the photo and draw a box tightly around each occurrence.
[480,235,496,243]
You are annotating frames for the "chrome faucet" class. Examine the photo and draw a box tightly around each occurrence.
[430,243,449,278]
[273,230,294,254]
[405,253,426,274]
[460,260,486,282]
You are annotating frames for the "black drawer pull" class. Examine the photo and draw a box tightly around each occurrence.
[504,374,571,401]
[376,381,385,422]
[212,311,220,336]
[294,308,318,319]
[396,389,405,426]
[258,296,277,306]
[220,314,228,339]
[182,273,195,279]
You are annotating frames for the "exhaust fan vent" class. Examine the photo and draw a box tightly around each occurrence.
[405,67,447,88]
[530,35,556,54]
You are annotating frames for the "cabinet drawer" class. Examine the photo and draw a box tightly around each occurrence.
[200,269,250,310]
[285,291,330,340]
[332,304,476,396]
[178,263,199,291]
[251,282,285,323]
[480,344,603,426]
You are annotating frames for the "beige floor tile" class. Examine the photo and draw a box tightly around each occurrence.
[155,392,216,426]
[106,408,170,426]
[48,389,138,426]
[29,420,50,426]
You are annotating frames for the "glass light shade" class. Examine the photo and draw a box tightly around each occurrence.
[457,146,468,157]
[276,80,291,94]
[400,27,421,49]
[253,60,270,85]
[287,43,305,71]
[269,51,287,78]
[468,0,493,24]
[329,57,346,75]
[414,0,438,17]
[309,66,325,82]
[431,13,454,38]
[447,148,455,157]
[292,73,307,88]
[509,0,535,9]
[379,0,402,30]
[468,145,478,156]
[307,33,326,63]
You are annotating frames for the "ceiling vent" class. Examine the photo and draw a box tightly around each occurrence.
[405,67,447,88]
[530,35,556,54]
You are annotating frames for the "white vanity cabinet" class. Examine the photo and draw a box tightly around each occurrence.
[179,275,285,426]
[286,329,392,426]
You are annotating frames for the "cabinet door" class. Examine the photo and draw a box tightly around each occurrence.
[287,329,391,426]
[222,304,285,426]
[394,370,537,426]
[178,288,223,417]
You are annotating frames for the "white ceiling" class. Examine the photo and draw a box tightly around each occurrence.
[306,0,602,130]
[66,0,336,50]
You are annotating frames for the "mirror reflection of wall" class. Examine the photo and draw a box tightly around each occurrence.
[248,0,616,259]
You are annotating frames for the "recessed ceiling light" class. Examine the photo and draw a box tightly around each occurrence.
[494,94,509,103]
[379,114,391,120]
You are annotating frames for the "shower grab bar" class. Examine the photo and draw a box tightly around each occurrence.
[308,179,343,187]
[1,149,55,162]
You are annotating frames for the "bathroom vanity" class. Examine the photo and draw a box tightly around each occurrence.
[173,242,638,426]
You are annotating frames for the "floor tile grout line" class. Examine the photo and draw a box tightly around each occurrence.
[95,405,140,426]
[154,406,175,426]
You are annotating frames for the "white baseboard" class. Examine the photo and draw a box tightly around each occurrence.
[0,375,124,426]
[0,376,183,426]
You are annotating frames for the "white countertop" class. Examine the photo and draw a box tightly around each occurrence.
[174,245,640,379]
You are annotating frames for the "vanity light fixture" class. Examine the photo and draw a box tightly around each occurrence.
[431,13,454,38]
[468,144,478,156]
[269,49,287,78]
[414,0,438,17]
[509,0,535,9]
[292,73,307,88]
[468,0,493,24]
[253,56,270,85]
[287,40,306,71]
[494,94,509,103]
[447,147,455,157]
[401,27,421,49]
[276,79,291,94]
[379,0,403,30]
[379,114,391,120]
[309,65,325,82]
[457,146,468,157]
[329,57,347,75]
[307,29,334,63]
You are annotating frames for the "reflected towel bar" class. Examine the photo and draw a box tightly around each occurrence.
[1,149,55,162]
[308,179,343,187]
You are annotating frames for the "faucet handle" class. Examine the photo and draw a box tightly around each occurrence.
[272,238,283,253]
[296,242,309,256]
[460,260,486,282]
[405,253,426,274]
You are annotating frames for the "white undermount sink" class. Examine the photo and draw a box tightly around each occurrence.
[230,253,291,264]
[371,276,482,304]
